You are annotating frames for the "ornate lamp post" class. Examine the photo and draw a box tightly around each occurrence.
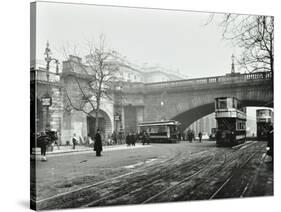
[115,83,123,132]
[42,41,59,129]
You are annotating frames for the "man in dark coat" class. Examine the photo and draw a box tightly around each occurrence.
[198,132,202,143]
[131,132,136,146]
[125,133,130,146]
[141,131,146,145]
[72,133,77,150]
[94,129,103,156]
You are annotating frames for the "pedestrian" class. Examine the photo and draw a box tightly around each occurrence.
[107,133,112,145]
[192,130,195,142]
[141,131,146,145]
[94,129,103,156]
[72,133,77,149]
[178,131,181,141]
[38,131,50,161]
[112,131,117,145]
[85,133,91,145]
[117,132,122,144]
[198,131,202,143]
[126,133,131,146]
[144,131,150,145]
[187,129,192,143]
[131,131,136,146]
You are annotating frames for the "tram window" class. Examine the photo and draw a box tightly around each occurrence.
[170,126,176,133]
[236,121,245,130]
[237,101,242,111]
[227,98,234,108]
[145,126,167,134]
[217,99,227,109]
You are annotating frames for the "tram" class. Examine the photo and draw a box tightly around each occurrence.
[256,109,273,140]
[137,120,181,143]
[215,97,247,146]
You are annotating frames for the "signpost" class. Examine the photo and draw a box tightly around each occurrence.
[41,96,52,107]
[114,113,121,121]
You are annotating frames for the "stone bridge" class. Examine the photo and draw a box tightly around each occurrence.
[121,71,273,131]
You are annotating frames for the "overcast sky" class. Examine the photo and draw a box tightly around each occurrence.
[35,1,244,78]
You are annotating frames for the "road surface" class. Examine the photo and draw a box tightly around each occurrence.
[30,140,273,210]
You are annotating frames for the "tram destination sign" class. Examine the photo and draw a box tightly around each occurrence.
[41,96,52,107]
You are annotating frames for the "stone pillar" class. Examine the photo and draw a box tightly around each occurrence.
[124,105,137,133]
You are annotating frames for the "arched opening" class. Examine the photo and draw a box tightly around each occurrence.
[87,110,112,139]
[171,99,273,134]
[172,103,214,133]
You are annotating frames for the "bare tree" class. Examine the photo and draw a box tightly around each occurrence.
[63,35,122,134]
[215,14,274,73]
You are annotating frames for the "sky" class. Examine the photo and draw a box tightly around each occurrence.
[35,1,242,78]
[33,1,273,129]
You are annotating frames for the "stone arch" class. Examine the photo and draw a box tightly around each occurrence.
[171,99,273,133]
[87,109,113,139]
[172,103,214,133]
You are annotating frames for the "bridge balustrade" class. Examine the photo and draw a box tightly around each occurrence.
[110,71,272,95]
[141,71,272,92]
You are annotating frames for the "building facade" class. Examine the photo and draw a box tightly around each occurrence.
[32,55,185,145]
[189,113,216,136]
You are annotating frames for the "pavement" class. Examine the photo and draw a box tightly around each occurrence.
[32,143,151,157]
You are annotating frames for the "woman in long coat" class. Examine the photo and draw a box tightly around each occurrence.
[94,130,103,156]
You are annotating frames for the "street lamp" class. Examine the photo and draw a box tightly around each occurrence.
[231,54,235,74]
[160,91,167,121]
[43,41,59,129]
[160,101,165,121]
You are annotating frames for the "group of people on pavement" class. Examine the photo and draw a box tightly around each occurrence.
[186,129,195,142]
[35,126,218,162]
[125,132,137,146]
[36,128,151,161]
[124,131,151,146]
[184,129,203,143]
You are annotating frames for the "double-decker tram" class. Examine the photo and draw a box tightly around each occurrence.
[215,97,247,146]
[256,109,273,140]
[138,120,181,143]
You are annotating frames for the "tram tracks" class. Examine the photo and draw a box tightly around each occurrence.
[209,146,267,199]
[36,147,210,209]
[35,141,264,209]
[82,153,215,207]
[139,142,264,203]
[209,151,258,199]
